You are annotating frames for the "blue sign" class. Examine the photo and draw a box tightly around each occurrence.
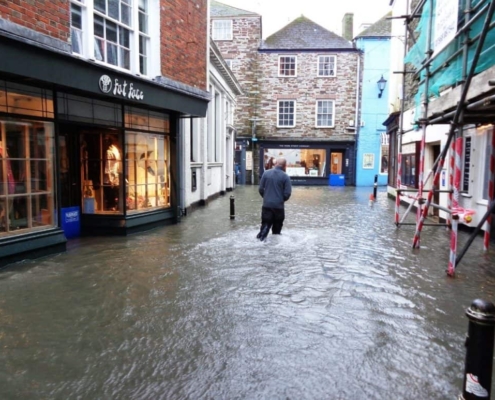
[61,206,81,239]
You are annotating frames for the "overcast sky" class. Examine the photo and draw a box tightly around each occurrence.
[216,0,392,39]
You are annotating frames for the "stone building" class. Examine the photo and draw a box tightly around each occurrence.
[211,2,361,185]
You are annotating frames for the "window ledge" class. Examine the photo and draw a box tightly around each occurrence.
[461,193,472,198]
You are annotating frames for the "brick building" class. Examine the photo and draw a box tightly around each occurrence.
[211,2,361,185]
[0,0,210,266]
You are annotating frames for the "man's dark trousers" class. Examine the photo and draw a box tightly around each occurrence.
[259,207,285,239]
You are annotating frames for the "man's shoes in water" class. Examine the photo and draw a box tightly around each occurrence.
[258,226,270,241]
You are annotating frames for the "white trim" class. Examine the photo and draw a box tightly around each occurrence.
[315,100,335,128]
[277,100,296,128]
[70,0,159,78]
[212,19,233,41]
[278,55,297,77]
[316,55,337,77]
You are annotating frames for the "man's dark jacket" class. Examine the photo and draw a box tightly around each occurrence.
[258,166,292,209]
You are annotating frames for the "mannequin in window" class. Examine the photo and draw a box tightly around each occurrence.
[103,135,121,211]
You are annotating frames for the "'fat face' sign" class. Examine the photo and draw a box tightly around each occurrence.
[98,75,144,101]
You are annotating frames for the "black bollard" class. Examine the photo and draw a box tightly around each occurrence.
[373,174,378,200]
[460,299,495,400]
[230,195,235,220]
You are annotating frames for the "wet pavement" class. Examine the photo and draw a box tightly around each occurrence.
[1,186,495,399]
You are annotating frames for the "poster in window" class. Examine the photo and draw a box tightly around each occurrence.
[363,153,374,169]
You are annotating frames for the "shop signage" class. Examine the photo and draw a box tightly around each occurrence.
[98,74,144,101]
[433,0,459,55]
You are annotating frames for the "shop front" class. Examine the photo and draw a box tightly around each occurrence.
[259,141,356,186]
[0,36,208,267]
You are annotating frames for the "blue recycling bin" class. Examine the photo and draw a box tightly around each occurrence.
[329,174,345,186]
[61,206,81,239]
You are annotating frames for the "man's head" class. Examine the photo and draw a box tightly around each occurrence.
[276,157,287,171]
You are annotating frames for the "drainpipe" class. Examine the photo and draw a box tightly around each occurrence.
[354,50,362,185]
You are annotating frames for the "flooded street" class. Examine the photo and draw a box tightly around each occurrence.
[1,186,495,399]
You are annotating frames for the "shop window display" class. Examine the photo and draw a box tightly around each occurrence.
[125,132,170,212]
[264,148,327,177]
[81,132,123,214]
[0,119,55,236]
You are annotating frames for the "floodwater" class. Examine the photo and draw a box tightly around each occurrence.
[1,186,495,400]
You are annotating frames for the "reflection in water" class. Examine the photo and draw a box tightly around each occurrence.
[1,186,495,399]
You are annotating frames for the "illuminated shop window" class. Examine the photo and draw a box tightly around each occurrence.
[0,119,55,236]
[263,148,327,177]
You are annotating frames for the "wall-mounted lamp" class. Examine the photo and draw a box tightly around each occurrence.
[377,75,387,98]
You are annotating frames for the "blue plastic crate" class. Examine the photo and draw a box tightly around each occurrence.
[329,174,345,186]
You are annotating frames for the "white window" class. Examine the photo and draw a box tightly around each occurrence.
[71,2,84,54]
[70,0,153,76]
[318,55,336,77]
[278,100,296,127]
[212,20,233,40]
[279,56,296,77]
[482,129,493,200]
[380,133,389,174]
[316,100,334,127]
[225,59,233,69]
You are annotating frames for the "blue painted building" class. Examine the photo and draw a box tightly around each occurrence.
[354,14,391,187]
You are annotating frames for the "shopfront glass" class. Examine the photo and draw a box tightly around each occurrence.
[125,107,170,213]
[264,148,327,177]
[0,81,55,237]
[0,119,55,236]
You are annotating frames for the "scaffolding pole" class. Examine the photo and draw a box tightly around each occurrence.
[398,0,495,275]
[485,128,495,251]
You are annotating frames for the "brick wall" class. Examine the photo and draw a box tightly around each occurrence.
[212,16,262,137]
[160,0,208,90]
[0,0,70,41]
[258,51,360,141]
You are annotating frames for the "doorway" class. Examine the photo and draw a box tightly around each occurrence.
[432,144,441,217]
[59,125,81,209]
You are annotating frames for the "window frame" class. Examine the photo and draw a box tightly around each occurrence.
[315,100,335,128]
[277,100,296,128]
[380,133,390,174]
[212,19,233,41]
[69,0,154,77]
[278,56,297,77]
[317,55,337,77]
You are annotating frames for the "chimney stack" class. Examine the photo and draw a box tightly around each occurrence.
[342,13,354,41]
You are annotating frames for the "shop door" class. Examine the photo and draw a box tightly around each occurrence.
[58,126,82,238]
[330,152,343,174]
[59,126,81,209]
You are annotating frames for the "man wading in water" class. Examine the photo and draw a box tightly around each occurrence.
[257,157,292,241]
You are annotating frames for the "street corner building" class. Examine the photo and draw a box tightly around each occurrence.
[0,0,210,267]
[210,2,361,186]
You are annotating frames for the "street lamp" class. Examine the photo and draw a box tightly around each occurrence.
[249,118,262,185]
[377,75,387,98]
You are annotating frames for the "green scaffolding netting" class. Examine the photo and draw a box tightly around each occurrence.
[404,0,495,120]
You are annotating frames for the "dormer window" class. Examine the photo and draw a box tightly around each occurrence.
[212,20,233,40]
[318,55,336,77]
[278,56,297,77]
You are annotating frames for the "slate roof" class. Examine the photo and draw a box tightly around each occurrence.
[260,16,354,50]
[210,1,259,18]
[355,12,392,38]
